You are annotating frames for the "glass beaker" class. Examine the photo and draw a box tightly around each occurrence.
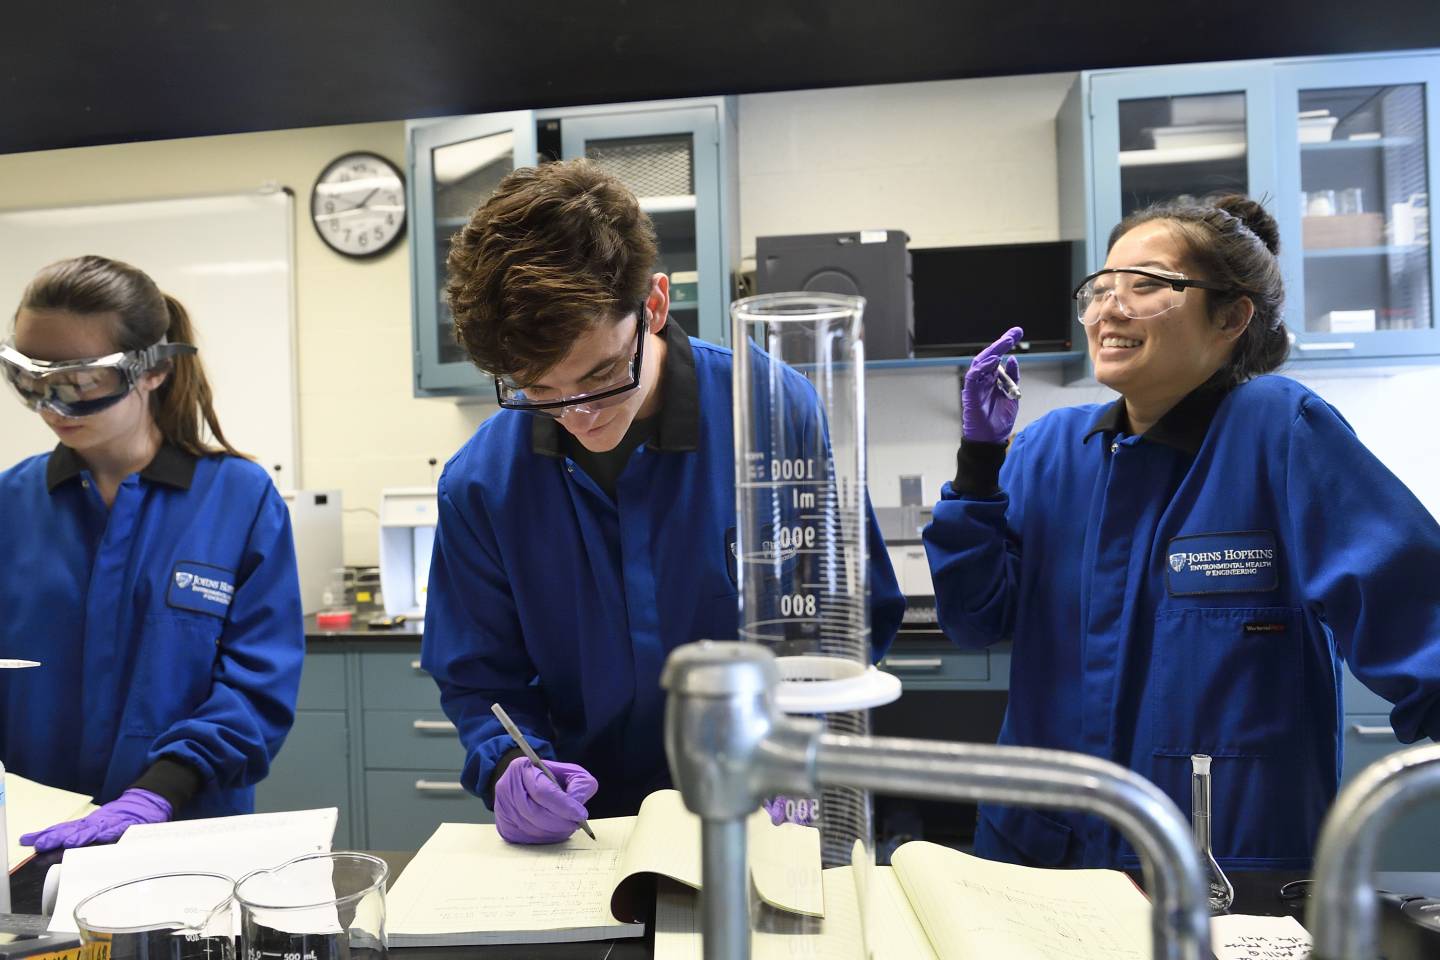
[234,853,387,960]
[74,872,236,960]
[731,292,901,870]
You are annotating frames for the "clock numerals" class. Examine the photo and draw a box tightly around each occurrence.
[312,153,406,258]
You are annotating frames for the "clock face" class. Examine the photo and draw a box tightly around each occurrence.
[311,152,406,257]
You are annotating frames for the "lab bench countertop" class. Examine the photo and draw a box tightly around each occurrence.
[305,611,424,646]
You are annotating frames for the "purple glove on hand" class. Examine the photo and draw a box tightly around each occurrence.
[763,795,818,827]
[962,326,1024,444]
[493,757,598,845]
[20,788,172,852]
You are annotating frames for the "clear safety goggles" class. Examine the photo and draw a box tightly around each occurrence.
[0,339,196,418]
[494,308,645,418]
[1072,268,1237,327]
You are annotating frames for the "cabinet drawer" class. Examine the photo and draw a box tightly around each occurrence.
[360,649,440,710]
[255,710,352,848]
[880,643,988,687]
[365,769,492,851]
[299,652,347,711]
[364,710,467,770]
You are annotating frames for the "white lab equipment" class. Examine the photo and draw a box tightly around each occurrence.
[379,487,438,619]
[280,489,344,615]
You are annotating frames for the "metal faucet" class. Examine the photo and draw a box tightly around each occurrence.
[661,641,1211,960]
[1308,741,1440,960]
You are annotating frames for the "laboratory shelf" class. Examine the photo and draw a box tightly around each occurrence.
[1302,244,1429,259]
[867,350,1086,371]
[1300,136,1418,151]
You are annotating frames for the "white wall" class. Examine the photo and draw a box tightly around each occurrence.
[1,73,1435,570]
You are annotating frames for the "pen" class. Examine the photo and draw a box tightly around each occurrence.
[490,702,597,841]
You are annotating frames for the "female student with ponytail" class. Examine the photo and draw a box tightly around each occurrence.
[0,255,304,849]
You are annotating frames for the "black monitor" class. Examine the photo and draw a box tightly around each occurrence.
[910,241,1078,356]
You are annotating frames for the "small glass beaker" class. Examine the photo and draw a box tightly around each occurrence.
[234,853,388,960]
[1338,187,1365,215]
[74,872,236,960]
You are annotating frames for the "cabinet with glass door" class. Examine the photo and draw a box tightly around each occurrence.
[1062,51,1440,370]
[408,98,737,397]
[1274,55,1440,362]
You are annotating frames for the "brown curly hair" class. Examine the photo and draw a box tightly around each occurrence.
[444,159,658,382]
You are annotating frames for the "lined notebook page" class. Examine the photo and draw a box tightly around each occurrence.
[892,841,1152,960]
[386,817,644,946]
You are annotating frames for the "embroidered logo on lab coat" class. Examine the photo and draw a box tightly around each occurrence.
[1165,531,1278,596]
[168,561,236,616]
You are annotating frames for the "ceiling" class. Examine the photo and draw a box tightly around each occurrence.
[4,0,1439,155]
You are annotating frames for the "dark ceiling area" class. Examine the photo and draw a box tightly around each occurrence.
[4,0,1439,155]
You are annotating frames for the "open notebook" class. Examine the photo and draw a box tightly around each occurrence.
[656,840,1155,960]
[386,789,824,947]
[4,773,96,874]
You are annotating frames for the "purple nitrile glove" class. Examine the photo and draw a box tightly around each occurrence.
[962,326,1025,444]
[763,795,818,827]
[20,788,172,852]
[493,757,598,845]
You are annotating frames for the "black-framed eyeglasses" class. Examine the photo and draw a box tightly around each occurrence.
[1072,268,1240,326]
[494,302,646,417]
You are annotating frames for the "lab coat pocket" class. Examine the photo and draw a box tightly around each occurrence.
[121,613,222,736]
[1146,606,1304,758]
[977,802,1074,867]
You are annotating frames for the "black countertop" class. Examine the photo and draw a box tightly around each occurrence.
[305,611,423,645]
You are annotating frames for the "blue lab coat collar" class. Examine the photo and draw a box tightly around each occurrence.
[1082,380,1233,455]
[46,441,198,492]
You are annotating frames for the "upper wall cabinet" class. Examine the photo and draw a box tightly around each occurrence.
[1059,51,1440,368]
[407,98,738,397]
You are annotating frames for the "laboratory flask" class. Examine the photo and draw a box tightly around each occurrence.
[234,853,387,960]
[73,872,236,960]
[731,292,901,870]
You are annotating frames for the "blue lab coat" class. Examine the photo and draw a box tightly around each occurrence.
[423,329,906,818]
[925,375,1440,870]
[0,444,305,818]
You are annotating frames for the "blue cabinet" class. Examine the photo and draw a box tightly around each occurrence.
[253,650,354,847]
[407,98,739,396]
[1341,669,1440,871]
[1061,51,1440,369]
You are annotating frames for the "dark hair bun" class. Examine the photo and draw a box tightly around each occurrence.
[1212,194,1280,256]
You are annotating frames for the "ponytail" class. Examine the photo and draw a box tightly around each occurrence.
[154,294,246,459]
[17,255,248,460]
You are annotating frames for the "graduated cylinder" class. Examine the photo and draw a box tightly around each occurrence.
[730,292,898,867]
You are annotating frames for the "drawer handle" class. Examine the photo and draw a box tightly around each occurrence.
[1350,723,1396,739]
[414,779,465,794]
[883,657,944,671]
[413,719,457,733]
[410,659,426,672]
[1297,341,1356,352]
